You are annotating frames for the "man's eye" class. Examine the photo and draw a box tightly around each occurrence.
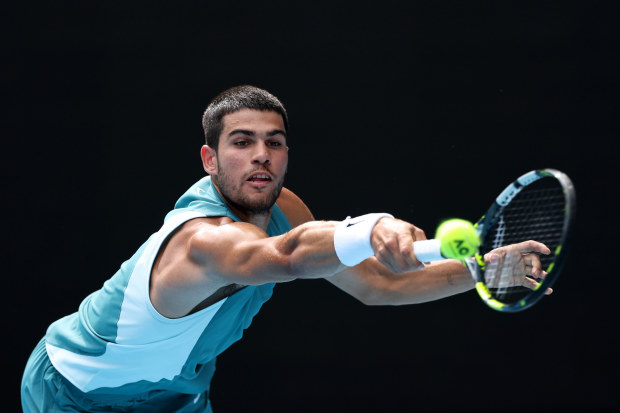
[267,141,282,147]
[234,141,248,146]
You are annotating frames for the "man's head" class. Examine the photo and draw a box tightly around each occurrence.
[200,86,289,220]
[202,85,288,152]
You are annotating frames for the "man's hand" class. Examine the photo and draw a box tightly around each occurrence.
[483,240,553,295]
[370,218,427,273]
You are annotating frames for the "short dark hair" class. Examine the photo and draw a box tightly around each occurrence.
[202,85,289,150]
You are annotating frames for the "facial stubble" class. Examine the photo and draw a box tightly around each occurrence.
[214,166,285,217]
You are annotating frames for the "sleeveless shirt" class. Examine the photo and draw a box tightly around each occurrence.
[45,176,292,395]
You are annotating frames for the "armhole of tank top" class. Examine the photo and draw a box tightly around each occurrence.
[144,210,230,324]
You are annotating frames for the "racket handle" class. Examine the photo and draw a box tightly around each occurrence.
[413,239,445,262]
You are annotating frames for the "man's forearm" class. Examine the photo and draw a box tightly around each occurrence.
[388,259,476,305]
[327,258,475,306]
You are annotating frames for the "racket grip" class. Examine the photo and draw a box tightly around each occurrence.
[413,239,445,262]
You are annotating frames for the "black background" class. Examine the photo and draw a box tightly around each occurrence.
[4,1,619,412]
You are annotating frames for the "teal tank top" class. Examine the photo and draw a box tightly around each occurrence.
[44,176,292,395]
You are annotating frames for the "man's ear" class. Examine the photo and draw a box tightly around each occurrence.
[201,145,218,175]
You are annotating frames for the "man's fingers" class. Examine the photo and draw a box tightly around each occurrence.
[522,277,538,290]
[516,240,551,255]
[376,254,422,274]
[524,265,547,279]
[399,231,423,269]
[522,277,553,295]
[482,241,555,296]
[522,253,544,278]
[375,238,422,273]
[372,218,425,273]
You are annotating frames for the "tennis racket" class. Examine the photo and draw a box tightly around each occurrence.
[414,168,576,312]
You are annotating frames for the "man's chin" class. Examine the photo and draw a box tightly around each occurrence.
[227,191,281,216]
[213,176,284,216]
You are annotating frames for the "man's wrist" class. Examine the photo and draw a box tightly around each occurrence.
[333,213,394,266]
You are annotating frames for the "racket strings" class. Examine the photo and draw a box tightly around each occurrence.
[482,180,567,303]
[491,215,506,249]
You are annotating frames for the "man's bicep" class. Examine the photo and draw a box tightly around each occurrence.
[188,222,293,285]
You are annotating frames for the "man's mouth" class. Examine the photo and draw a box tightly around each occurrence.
[247,173,272,183]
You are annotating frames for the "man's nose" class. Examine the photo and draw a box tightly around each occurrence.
[252,141,271,165]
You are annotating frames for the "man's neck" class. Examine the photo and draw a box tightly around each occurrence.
[212,181,273,231]
[233,208,272,231]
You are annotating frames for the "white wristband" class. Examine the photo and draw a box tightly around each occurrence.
[333,213,394,266]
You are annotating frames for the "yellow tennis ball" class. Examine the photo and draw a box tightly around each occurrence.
[435,219,480,259]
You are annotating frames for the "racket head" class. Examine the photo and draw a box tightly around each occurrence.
[470,169,576,312]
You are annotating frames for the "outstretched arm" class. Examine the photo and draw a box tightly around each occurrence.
[279,188,548,306]
[150,188,424,317]
[188,212,424,286]
[278,187,475,305]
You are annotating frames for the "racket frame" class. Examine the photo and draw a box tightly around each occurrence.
[469,169,576,312]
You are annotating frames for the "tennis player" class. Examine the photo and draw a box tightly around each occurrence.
[21,85,550,412]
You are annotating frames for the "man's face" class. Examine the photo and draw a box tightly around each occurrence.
[207,109,288,216]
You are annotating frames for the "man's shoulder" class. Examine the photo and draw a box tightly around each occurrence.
[170,216,236,241]
[276,187,314,228]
